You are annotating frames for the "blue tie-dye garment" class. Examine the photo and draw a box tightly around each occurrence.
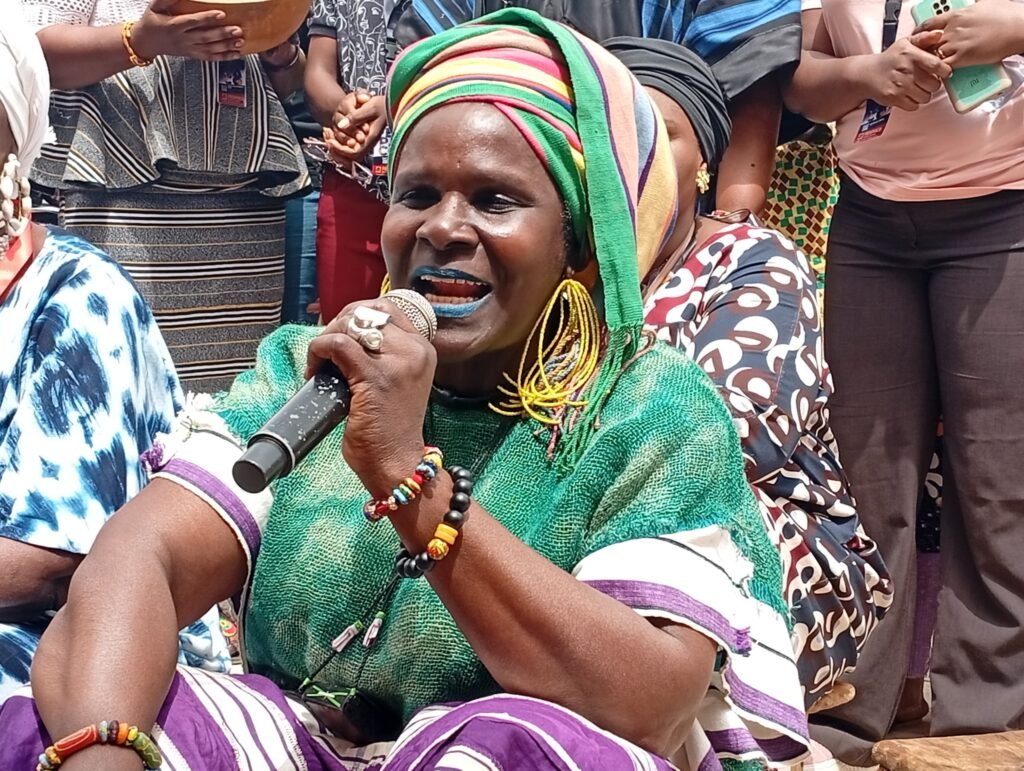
[0,227,230,703]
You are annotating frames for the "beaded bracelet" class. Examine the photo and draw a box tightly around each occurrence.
[362,446,443,523]
[121,21,153,68]
[36,721,162,770]
[395,466,473,578]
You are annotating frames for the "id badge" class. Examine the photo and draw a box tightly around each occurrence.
[854,99,891,142]
[218,60,248,109]
[369,129,392,178]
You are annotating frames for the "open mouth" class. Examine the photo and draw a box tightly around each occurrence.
[411,267,492,318]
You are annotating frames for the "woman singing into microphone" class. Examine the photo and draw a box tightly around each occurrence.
[0,11,808,770]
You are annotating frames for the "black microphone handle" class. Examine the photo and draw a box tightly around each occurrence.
[232,362,352,493]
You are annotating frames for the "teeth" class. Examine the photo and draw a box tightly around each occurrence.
[428,276,486,286]
[425,293,483,305]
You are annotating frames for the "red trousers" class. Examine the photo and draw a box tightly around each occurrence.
[316,169,388,324]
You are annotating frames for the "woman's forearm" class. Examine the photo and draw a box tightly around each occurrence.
[32,559,181,769]
[31,481,247,768]
[36,24,138,90]
[305,35,346,127]
[390,481,717,756]
[715,76,782,216]
[785,51,874,123]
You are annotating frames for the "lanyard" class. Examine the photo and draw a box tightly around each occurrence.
[855,0,905,141]
[882,0,903,50]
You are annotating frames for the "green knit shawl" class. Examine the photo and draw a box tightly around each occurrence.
[215,325,784,722]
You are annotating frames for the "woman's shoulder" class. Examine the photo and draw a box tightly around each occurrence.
[694,221,812,277]
[38,226,129,276]
[15,228,147,318]
[214,324,321,439]
[597,340,733,437]
[250,324,321,381]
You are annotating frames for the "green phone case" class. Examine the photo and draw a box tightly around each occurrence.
[911,0,1012,112]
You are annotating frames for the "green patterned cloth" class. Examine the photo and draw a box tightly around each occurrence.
[214,324,784,720]
[763,137,839,309]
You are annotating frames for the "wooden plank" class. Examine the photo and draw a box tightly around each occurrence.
[873,731,1024,771]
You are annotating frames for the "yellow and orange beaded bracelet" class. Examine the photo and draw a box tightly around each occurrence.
[36,720,162,770]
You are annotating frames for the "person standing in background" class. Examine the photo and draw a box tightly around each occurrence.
[23,0,309,393]
[786,0,1024,762]
[304,0,408,323]
[402,0,801,215]
[281,25,322,326]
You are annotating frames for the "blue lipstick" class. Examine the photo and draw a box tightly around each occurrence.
[431,296,489,318]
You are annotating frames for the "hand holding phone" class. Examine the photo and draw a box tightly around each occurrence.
[862,34,950,111]
[912,0,1014,112]
[914,0,1024,67]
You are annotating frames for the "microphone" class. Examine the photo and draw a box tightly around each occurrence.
[232,290,437,494]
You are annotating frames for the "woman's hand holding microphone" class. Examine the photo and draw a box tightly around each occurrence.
[306,298,438,500]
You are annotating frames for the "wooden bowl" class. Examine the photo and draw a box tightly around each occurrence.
[169,0,310,55]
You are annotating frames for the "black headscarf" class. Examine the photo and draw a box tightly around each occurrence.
[605,37,731,173]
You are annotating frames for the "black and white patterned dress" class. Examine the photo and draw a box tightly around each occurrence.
[646,221,895,706]
[308,0,412,202]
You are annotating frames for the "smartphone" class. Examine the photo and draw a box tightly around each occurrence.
[911,0,1013,113]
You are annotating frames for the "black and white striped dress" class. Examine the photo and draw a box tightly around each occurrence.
[25,0,309,392]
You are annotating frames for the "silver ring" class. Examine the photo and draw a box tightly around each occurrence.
[358,328,384,351]
[346,321,384,352]
[352,305,391,330]
[383,289,437,341]
[346,307,388,352]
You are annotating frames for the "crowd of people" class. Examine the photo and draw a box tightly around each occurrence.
[0,0,1022,768]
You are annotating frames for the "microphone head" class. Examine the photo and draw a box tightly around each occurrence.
[382,289,438,341]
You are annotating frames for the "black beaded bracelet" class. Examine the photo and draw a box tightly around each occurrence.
[395,466,474,579]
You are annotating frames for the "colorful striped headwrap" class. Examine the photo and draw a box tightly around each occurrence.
[387,8,679,463]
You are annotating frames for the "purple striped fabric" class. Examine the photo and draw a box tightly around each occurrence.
[196,671,294,769]
[156,672,241,766]
[706,727,807,763]
[696,746,722,770]
[722,666,808,739]
[387,694,675,770]
[229,673,356,771]
[162,457,262,562]
[0,672,355,770]
[0,674,802,770]
[583,579,752,654]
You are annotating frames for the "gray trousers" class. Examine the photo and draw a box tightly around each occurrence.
[811,178,1024,764]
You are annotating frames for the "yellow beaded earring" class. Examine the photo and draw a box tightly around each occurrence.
[696,165,711,195]
[492,275,602,425]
